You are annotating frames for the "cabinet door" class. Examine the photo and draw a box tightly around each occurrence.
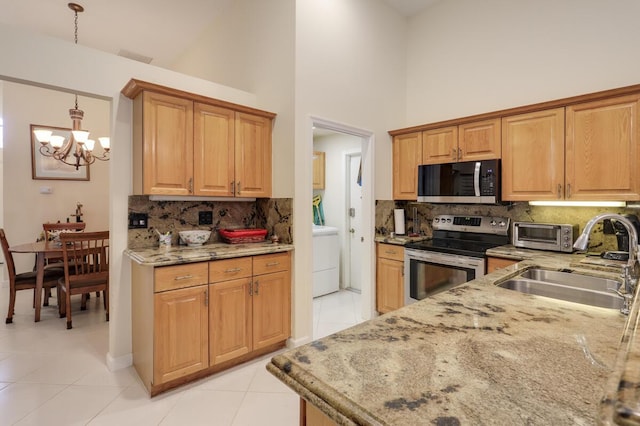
[566,94,640,201]
[458,118,501,162]
[209,278,252,365]
[235,112,272,198]
[486,256,518,273]
[422,126,457,164]
[252,269,291,350]
[154,285,208,384]
[501,108,565,201]
[313,151,326,190]
[392,132,422,200]
[142,92,193,195]
[194,103,235,197]
[375,257,404,314]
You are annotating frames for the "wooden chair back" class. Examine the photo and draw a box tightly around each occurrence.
[43,222,86,240]
[59,230,109,329]
[0,229,17,283]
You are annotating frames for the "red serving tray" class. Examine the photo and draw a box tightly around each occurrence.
[219,228,267,244]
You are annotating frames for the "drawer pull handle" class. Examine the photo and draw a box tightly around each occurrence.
[224,268,242,273]
[254,280,259,295]
[174,275,193,281]
[385,250,397,255]
[266,261,280,267]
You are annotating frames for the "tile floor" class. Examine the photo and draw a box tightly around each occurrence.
[0,287,362,425]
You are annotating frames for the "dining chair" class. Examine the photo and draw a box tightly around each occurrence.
[42,222,86,267]
[58,230,109,329]
[0,229,64,324]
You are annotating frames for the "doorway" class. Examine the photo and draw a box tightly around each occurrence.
[310,116,375,327]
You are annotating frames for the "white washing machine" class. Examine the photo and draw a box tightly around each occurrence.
[312,224,340,297]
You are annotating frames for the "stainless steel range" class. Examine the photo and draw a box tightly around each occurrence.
[404,214,510,305]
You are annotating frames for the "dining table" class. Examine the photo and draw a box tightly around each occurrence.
[9,240,69,322]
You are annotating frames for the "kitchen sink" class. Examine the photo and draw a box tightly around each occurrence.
[497,268,624,310]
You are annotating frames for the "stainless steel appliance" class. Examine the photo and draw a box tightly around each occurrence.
[417,159,500,204]
[404,214,510,305]
[512,222,578,253]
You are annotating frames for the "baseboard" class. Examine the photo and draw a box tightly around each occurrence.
[106,351,133,371]
[287,335,312,348]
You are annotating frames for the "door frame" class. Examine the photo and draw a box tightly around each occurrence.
[344,151,362,292]
[309,116,375,322]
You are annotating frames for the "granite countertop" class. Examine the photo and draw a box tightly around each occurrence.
[124,241,294,266]
[268,250,638,425]
[374,235,429,246]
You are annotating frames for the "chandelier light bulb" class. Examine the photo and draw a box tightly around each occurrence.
[33,129,53,143]
[49,135,66,149]
[85,139,95,151]
[98,137,110,150]
[72,130,89,143]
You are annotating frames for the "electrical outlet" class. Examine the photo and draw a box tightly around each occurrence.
[199,211,213,225]
[128,212,148,229]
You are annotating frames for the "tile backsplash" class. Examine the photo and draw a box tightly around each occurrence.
[376,200,640,252]
[128,196,293,249]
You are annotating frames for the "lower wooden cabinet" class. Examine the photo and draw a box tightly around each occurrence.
[486,256,518,273]
[132,251,291,396]
[375,243,404,314]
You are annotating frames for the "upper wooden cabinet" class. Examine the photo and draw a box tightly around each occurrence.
[313,151,325,190]
[566,94,640,201]
[392,132,422,200]
[502,108,565,201]
[503,95,640,201]
[123,79,275,198]
[423,119,500,165]
[391,84,640,202]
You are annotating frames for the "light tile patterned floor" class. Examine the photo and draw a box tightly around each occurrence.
[0,287,360,425]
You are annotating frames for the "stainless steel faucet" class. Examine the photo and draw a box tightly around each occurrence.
[574,213,639,314]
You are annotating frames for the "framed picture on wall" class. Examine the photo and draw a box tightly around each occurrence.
[30,124,90,181]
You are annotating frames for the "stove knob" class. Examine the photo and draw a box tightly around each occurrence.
[499,221,507,227]
[434,218,440,223]
[446,218,452,223]
[490,220,497,226]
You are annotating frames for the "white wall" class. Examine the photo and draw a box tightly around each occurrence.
[0,23,259,369]
[171,0,295,199]
[405,0,640,125]
[2,82,110,274]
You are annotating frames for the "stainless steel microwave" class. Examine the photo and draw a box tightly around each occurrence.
[417,159,500,204]
[513,222,578,253]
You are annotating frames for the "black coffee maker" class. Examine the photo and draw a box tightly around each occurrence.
[601,214,640,261]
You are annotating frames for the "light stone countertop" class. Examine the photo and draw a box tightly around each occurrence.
[124,241,294,266]
[268,248,639,425]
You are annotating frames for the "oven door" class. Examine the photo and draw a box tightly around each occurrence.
[404,248,485,305]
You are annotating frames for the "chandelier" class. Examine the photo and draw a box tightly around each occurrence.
[32,3,110,170]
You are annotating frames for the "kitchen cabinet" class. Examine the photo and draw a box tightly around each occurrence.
[123,79,275,198]
[565,94,640,201]
[501,108,565,201]
[423,119,500,165]
[151,263,209,385]
[393,120,500,199]
[392,132,422,200]
[503,94,640,201]
[486,256,518,273]
[375,243,404,314]
[209,252,291,366]
[313,151,325,190]
[208,257,253,365]
[131,251,291,396]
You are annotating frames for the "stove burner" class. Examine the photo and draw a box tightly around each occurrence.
[406,214,511,257]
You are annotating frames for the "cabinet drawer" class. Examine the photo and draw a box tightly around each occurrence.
[209,257,253,283]
[377,243,404,262]
[253,252,290,276]
[154,263,209,292]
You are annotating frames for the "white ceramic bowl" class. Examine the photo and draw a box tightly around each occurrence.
[179,230,211,247]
